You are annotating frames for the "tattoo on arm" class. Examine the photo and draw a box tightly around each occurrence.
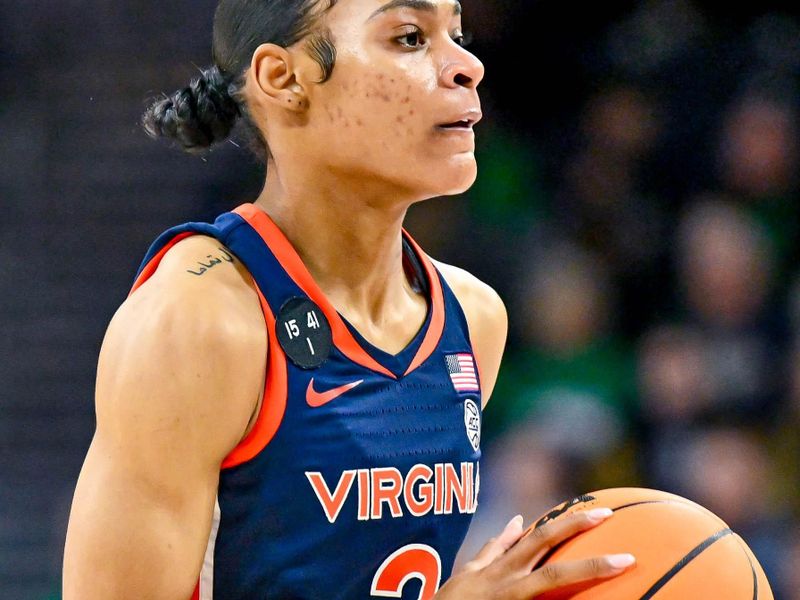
[186,247,236,276]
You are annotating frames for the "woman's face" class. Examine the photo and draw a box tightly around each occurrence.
[265,0,485,202]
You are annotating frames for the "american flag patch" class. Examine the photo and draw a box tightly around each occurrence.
[445,352,480,393]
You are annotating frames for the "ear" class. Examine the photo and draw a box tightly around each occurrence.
[249,42,307,112]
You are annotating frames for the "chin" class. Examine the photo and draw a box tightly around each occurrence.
[436,158,478,195]
[405,154,478,199]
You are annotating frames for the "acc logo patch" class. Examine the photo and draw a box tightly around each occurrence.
[463,398,481,452]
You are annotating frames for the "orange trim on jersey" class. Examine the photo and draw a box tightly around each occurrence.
[191,581,200,600]
[235,203,431,380]
[221,279,288,469]
[399,228,445,377]
[472,344,485,402]
[128,231,198,295]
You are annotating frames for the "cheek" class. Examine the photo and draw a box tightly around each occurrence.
[324,71,427,148]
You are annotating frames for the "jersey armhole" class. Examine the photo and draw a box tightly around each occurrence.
[220,275,288,470]
[430,263,486,406]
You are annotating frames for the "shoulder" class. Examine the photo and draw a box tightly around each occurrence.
[112,233,267,450]
[429,258,508,331]
[149,233,256,294]
[135,234,265,332]
[429,257,508,409]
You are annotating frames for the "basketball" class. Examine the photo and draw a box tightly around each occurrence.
[526,487,774,599]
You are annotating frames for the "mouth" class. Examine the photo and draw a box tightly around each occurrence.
[436,108,482,132]
[436,118,477,131]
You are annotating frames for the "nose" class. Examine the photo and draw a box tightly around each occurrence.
[440,47,485,89]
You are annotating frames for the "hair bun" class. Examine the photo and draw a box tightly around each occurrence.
[141,65,241,153]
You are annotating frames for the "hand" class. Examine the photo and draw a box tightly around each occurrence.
[435,508,635,599]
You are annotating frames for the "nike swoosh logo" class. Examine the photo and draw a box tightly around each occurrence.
[306,378,364,407]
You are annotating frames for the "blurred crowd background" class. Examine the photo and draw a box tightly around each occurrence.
[1,0,799,598]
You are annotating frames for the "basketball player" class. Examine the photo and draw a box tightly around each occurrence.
[62,0,636,597]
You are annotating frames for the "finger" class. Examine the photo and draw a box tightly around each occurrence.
[514,553,636,597]
[463,515,524,572]
[495,515,526,550]
[500,508,614,572]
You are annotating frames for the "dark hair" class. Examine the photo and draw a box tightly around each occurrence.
[141,0,339,162]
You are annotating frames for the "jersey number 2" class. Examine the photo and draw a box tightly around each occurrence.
[370,543,442,599]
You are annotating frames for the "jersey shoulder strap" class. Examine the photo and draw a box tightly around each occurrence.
[128,211,246,294]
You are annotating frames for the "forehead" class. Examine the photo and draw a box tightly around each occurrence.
[365,0,462,20]
[327,0,461,23]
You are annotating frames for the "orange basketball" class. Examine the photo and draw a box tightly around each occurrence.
[526,487,774,599]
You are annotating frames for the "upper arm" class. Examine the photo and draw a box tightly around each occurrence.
[430,259,509,409]
[63,235,266,599]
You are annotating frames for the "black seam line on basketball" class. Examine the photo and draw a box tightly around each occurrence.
[734,534,758,600]
[533,500,728,572]
[533,500,696,569]
[611,500,691,512]
[637,529,734,600]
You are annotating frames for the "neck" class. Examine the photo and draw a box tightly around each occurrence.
[253,158,423,325]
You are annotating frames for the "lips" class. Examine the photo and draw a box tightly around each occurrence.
[439,120,472,129]
[437,109,483,129]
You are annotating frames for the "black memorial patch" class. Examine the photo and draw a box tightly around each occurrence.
[276,297,332,369]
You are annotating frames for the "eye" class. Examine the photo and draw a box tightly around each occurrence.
[394,26,474,50]
[395,26,427,49]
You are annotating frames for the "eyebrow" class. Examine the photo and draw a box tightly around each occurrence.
[367,0,462,22]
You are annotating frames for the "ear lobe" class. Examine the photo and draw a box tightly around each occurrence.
[250,42,307,112]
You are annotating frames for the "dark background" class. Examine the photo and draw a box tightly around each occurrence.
[1,1,799,598]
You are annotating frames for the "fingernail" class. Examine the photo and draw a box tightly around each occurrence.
[505,514,523,529]
[586,508,613,521]
[607,553,635,569]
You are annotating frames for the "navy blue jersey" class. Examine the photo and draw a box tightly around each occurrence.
[129,203,483,600]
